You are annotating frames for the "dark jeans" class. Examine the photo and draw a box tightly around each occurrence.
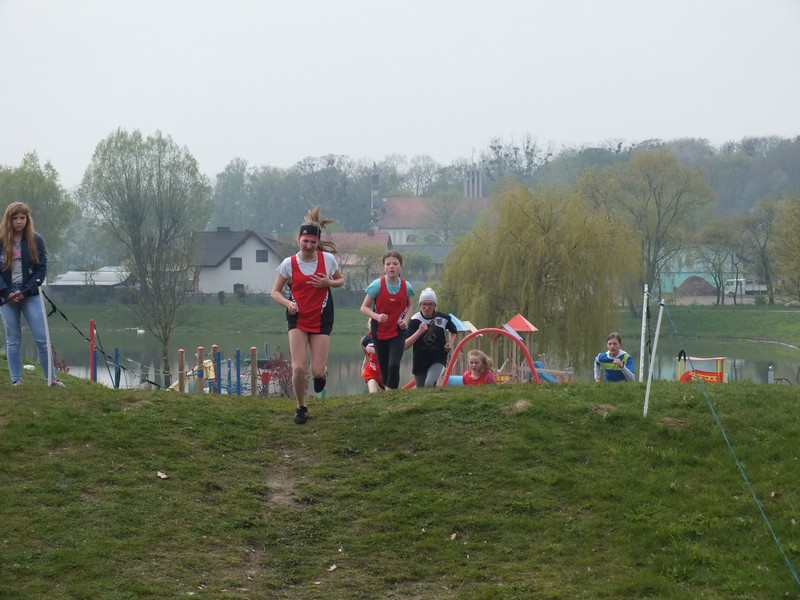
[373,335,405,389]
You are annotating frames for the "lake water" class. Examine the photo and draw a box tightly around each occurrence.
[8,325,799,394]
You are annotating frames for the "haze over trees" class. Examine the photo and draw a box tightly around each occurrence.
[2,131,800,365]
[578,150,715,301]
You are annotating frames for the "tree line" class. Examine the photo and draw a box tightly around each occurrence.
[2,129,799,378]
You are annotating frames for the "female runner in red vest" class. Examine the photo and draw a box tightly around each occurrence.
[271,207,343,424]
[360,251,414,389]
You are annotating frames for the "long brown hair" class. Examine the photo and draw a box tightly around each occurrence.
[301,206,337,254]
[1,202,41,269]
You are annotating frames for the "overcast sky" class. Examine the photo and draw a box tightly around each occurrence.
[1,0,799,189]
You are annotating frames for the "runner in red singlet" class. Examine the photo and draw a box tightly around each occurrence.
[360,251,414,389]
[271,207,343,424]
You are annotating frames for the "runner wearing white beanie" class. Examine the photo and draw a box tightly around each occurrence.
[418,287,437,305]
[405,287,457,388]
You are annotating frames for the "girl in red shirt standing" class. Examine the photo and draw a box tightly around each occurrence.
[271,207,344,424]
[360,251,414,389]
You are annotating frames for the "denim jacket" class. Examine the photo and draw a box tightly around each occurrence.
[0,233,48,300]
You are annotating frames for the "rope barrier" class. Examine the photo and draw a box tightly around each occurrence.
[40,290,162,389]
[663,305,800,586]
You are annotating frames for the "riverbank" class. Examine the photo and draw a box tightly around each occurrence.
[50,302,800,347]
[616,302,800,347]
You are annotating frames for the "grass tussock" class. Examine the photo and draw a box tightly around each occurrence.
[2,374,800,599]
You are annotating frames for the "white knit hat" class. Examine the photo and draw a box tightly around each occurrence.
[419,287,437,305]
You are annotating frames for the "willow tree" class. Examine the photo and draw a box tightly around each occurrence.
[440,182,636,367]
[80,129,211,386]
[773,192,800,300]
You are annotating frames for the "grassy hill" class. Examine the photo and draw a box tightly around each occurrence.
[2,373,800,598]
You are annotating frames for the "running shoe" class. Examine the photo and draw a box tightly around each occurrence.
[294,405,308,425]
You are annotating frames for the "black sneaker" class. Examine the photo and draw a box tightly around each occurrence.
[313,376,327,394]
[294,405,308,425]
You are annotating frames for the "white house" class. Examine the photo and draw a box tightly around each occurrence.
[191,228,289,295]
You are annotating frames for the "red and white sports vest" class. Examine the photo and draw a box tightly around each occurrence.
[289,251,330,333]
[373,277,407,341]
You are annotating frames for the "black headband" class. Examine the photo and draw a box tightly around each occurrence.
[299,224,321,239]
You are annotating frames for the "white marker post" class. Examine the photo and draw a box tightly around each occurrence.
[39,285,53,384]
[639,284,648,382]
[643,299,665,418]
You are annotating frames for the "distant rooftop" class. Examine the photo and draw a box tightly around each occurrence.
[378,197,492,229]
[192,229,288,267]
[50,267,130,287]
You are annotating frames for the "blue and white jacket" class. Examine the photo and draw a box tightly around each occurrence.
[594,350,635,382]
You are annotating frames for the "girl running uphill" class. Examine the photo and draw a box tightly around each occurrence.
[360,251,414,389]
[0,202,64,387]
[463,349,496,385]
[271,206,344,424]
[594,332,635,383]
[404,287,457,388]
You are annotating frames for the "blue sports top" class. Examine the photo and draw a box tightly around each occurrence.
[594,351,635,382]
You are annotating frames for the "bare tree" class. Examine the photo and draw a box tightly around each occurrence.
[405,154,442,196]
[580,150,715,299]
[692,217,740,305]
[741,199,779,304]
[79,129,212,385]
[427,191,467,243]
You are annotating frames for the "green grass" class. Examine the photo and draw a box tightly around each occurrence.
[617,303,800,347]
[2,370,800,598]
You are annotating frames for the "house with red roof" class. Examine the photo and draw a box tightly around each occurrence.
[376,196,492,244]
[321,230,393,291]
[322,231,392,257]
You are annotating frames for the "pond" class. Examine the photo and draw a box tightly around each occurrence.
[7,326,800,394]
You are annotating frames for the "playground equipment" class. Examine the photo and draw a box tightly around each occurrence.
[404,312,554,388]
[168,358,217,393]
[677,351,727,383]
[168,346,289,395]
[530,360,573,383]
[441,327,541,385]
